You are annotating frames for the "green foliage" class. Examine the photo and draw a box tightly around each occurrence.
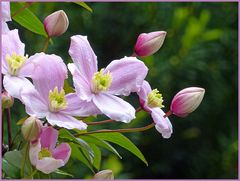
[73,2,93,13]
[91,132,148,166]
[10,2,47,37]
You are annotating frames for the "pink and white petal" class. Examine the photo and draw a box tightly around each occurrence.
[31,54,67,101]
[36,157,64,174]
[93,93,136,123]
[52,143,71,164]
[21,88,49,118]
[137,80,152,110]
[68,63,92,101]
[29,140,41,166]
[2,29,25,69]
[61,93,100,116]
[105,57,148,96]
[46,113,87,130]
[2,2,11,22]
[69,35,97,82]
[2,21,9,35]
[3,75,34,100]
[151,108,172,139]
[40,127,58,151]
[18,53,45,78]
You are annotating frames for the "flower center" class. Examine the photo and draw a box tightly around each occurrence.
[92,69,112,93]
[49,87,67,112]
[38,148,52,160]
[6,52,28,75]
[147,89,164,108]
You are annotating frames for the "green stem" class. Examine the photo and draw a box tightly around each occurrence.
[12,2,34,17]
[21,142,30,178]
[42,36,50,52]
[75,122,155,136]
[25,169,37,179]
[6,108,12,149]
[85,107,142,126]
[11,129,21,149]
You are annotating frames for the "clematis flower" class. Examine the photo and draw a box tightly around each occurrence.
[2,29,43,100]
[68,35,148,123]
[20,53,92,130]
[29,127,71,174]
[2,2,11,33]
[137,81,172,138]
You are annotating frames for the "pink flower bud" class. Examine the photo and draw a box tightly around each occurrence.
[170,87,205,117]
[2,91,14,109]
[21,117,43,141]
[93,170,114,179]
[44,10,69,37]
[134,31,166,57]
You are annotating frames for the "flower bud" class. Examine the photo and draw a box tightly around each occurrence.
[21,117,43,141]
[134,31,166,57]
[93,170,114,179]
[170,87,205,117]
[2,91,14,109]
[44,10,69,37]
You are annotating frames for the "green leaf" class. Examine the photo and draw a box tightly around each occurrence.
[74,2,93,13]
[11,2,47,37]
[92,132,148,166]
[4,150,22,169]
[89,144,101,170]
[63,80,74,94]
[80,135,122,159]
[17,116,28,125]
[2,159,20,178]
[69,143,95,173]
[53,169,74,178]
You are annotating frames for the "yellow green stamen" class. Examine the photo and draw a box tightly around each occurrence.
[38,148,52,160]
[147,89,164,108]
[92,69,112,93]
[6,52,28,75]
[49,87,67,112]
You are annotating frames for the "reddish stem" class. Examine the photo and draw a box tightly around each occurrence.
[164,110,172,118]
[12,2,34,17]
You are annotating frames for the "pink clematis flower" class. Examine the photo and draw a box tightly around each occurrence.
[20,53,91,130]
[2,2,11,33]
[2,29,43,100]
[29,127,71,174]
[68,35,148,123]
[137,81,172,138]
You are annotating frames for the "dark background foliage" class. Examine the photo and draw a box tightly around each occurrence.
[5,2,238,179]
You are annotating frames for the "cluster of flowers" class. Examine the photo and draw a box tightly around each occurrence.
[2,2,205,175]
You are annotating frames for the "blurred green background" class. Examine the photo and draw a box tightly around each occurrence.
[4,2,238,179]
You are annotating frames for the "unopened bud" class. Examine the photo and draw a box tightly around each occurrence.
[134,31,166,57]
[93,170,114,179]
[21,117,43,141]
[170,87,205,117]
[44,10,69,37]
[2,91,14,109]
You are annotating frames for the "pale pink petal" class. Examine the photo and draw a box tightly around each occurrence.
[105,57,148,96]
[36,157,64,174]
[46,112,87,130]
[137,80,152,109]
[31,54,67,101]
[2,2,11,22]
[18,53,45,77]
[52,143,71,164]
[2,29,25,74]
[3,75,35,100]
[29,140,41,166]
[60,93,100,116]
[69,35,97,82]
[68,63,92,101]
[21,88,49,118]
[93,93,135,123]
[2,21,9,35]
[151,108,172,139]
[40,127,58,151]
